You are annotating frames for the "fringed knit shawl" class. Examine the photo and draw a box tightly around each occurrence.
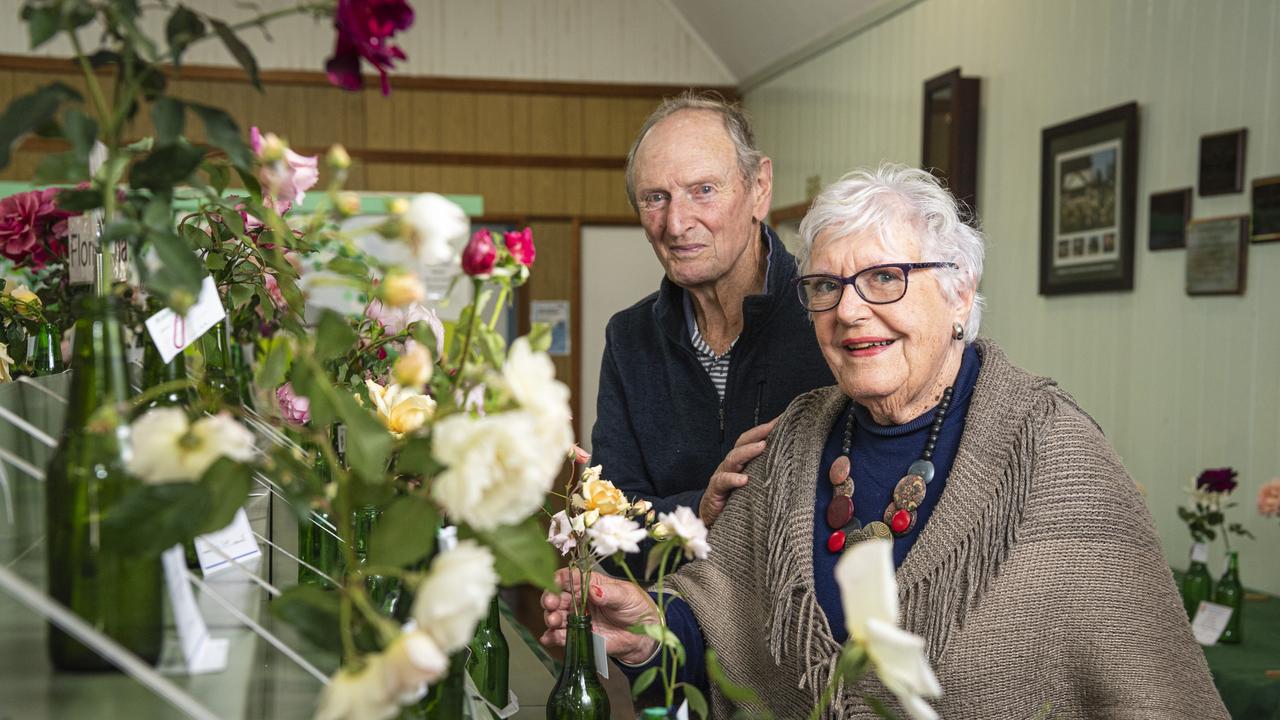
[666,339,1227,719]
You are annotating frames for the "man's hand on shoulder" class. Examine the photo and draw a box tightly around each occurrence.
[698,418,777,527]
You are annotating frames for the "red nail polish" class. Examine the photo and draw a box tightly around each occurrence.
[593,586,603,598]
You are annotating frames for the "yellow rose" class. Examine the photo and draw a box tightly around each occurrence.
[381,270,425,308]
[573,477,630,520]
[326,144,351,171]
[393,340,433,389]
[366,379,435,436]
[6,284,41,319]
[336,192,361,218]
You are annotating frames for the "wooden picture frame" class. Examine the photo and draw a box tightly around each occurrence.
[921,68,981,221]
[1149,188,1191,250]
[1198,128,1247,196]
[1251,175,1280,242]
[1185,215,1248,296]
[1039,102,1139,295]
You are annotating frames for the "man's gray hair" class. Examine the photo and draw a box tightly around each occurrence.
[624,91,764,212]
[798,163,986,341]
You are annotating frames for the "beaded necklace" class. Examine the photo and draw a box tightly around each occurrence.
[824,386,954,553]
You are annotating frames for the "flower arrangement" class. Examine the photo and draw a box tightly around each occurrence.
[1178,467,1255,551]
[1259,478,1280,522]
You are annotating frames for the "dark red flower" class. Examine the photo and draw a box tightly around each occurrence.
[461,230,497,276]
[1196,467,1238,494]
[0,188,74,269]
[503,226,536,267]
[325,0,414,96]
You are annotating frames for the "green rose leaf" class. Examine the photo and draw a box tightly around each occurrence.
[130,142,206,192]
[62,107,99,165]
[33,151,88,185]
[678,683,708,720]
[368,494,438,568]
[0,81,82,169]
[211,20,262,91]
[142,226,206,313]
[290,361,335,427]
[21,4,60,49]
[103,482,211,558]
[395,436,444,478]
[190,103,252,171]
[271,583,344,654]
[254,334,294,391]
[315,310,357,361]
[630,666,659,698]
[165,4,207,68]
[525,322,552,354]
[54,187,104,212]
[151,97,185,146]
[334,391,392,484]
[463,517,559,591]
[195,457,252,536]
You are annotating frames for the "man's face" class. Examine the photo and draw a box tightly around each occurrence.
[631,110,772,290]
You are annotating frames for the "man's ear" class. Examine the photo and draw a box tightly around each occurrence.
[751,156,774,223]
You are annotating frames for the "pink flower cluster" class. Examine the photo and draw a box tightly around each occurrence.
[251,127,319,216]
[325,0,414,95]
[0,188,74,269]
[461,227,536,277]
[276,383,311,426]
[1258,478,1280,518]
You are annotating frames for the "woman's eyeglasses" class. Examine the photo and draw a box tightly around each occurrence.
[793,262,958,311]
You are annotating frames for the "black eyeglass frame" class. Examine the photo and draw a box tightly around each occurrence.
[793,262,959,311]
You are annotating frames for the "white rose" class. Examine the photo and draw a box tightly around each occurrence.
[401,193,469,266]
[411,540,498,652]
[835,540,942,720]
[127,409,256,484]
[547,510,577,556]
[315,656,399,720]
[586,514,647,557]
[501,337,573,459]
[381,629,448,703]
[431,410,557,530]
[657,506,710,560]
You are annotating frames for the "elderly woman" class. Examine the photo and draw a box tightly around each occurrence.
[542,164,1226,718]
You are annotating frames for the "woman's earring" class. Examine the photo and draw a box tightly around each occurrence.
[953,322,965,341]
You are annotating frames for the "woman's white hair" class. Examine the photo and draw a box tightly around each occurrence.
[797,163,986,341]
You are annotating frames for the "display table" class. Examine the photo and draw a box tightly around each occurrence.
[1201,591,1280,719]
[0,374,634,719]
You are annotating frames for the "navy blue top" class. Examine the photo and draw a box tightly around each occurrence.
[624,345,981,693]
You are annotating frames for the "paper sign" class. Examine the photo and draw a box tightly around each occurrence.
[593,631,609,679]
[677,699,689,720]
[162,545,229,674]
[530,300,571,356]
[193,508,262,576]
[66,214,99,286]
[422,264,456,301]
[144,276,226,363]
[111,234,129,283]
[1190,542,1209,564]
[437,525,458,553]
[1191,601,1233,645]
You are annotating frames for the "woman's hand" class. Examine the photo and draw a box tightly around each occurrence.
[699,417,777,527]
[540,567,661,665]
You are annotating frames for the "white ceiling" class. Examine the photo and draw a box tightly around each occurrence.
[666,0,894,86]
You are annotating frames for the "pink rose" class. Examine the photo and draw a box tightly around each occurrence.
[461,230,497,277]
[503,227,536,267]
[1258,478,1280,518]
[276,383,311,425]
[250,127,319,212]
[263,273,288,310]
[325,0,414,95]
[365,301,445,358]
[0,188,74,269]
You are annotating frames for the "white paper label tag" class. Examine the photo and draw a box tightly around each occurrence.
[193,508,262,576]
[421,263,456,301]
[66,214,98,286]
[335,424,347,456]
[1191,601,1233,645]
[677,699,689,720]
[437,525,458,553]
[1190,542,1209,564]
[162,545,229,674]
[592,631,609,679]
[144,276,226,363]
[111,236,129,283]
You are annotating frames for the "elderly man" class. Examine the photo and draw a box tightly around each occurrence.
[590,93,831,526]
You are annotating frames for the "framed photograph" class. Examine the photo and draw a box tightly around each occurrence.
[1149,188,1191,250]
[921,68,981,220]
[1251,175,1280,242]
[1039,102,1139,295]
[1198,128,1247,196]
[1185,215,1247,295]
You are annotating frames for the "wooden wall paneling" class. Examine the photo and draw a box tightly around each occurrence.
[581,96,621,156]
[437,91,479,153]
[410,165,442,196]
[561,168,586,216]
[527,95,566,155]
[472,92,515,154]
[560,97,585,156]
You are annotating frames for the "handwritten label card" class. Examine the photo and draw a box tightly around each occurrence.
[66,214,99,286]
[162,545,229,674]
[1191,601,1233,645]
[144,276,226,363]
[593,632,609,679]
[1190,542,1209,564]
[193,508,262,576]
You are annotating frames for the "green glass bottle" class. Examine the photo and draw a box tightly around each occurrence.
[546,614,610,719]
[45,295,163,671]
[228,340,255,410]
[422,650,468,719]
[200,321,234,407]
[298,507,341,588]
[140,338,191,411]
[1180,542,1214,619]
[1213,550,1243,643]
[32,321,63,376]
[468,596,510,709]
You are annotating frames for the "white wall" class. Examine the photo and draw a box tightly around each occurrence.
[579,225,667,454]
[0,0,733,86]
[746,0,1280,593]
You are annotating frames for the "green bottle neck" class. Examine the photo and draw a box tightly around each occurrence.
[65,298,130,426]
[1222,551,1239,577]
[563,615,597,671]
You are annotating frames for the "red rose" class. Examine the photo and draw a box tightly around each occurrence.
[325,0,414,96]
[461,230,497,277]
[503,226,536,267]
[1196,467,1238,494]
[0,189,73,269]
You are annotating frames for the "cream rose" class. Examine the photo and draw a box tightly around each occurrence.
[501,337,574,469]
[657,505,710,560]
[365,379,435,436]
[315,656,399,720]
[401,193,470,266]
[392,340,433,389]
[380,270,426,308]
[430,410,557,530]
[411,540,498,652]
[128,409,256,484]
